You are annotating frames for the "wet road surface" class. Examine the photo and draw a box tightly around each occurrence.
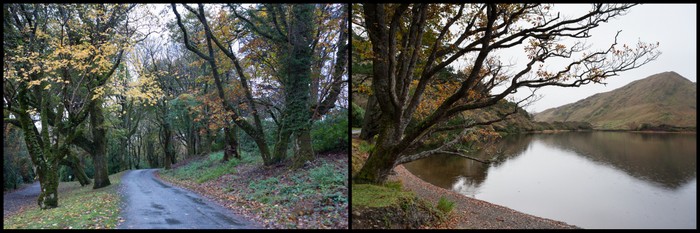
[3,182,40,217]
[118,169,259,229]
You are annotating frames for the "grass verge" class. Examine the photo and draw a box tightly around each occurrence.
[352,181,415,208]
[3,171,126,229]
[351,138,444,229]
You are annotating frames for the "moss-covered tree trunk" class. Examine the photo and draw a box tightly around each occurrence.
[60,152,91,186]
[36,162,59,209]
[272,127,292,164]
[292,129,314,168]
[360,95,381,141]
[352,131,400,184]
[17,97,60,209]
[200,126,212,156]
[121,137,130,171]
[146,138,158,168]
[231,125,240,159]
[90,100,111,189]
[222,125,239,162]
[283,4,315,167]
[162,121,174,170]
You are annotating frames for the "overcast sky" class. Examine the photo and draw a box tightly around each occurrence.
[506,4,697,113]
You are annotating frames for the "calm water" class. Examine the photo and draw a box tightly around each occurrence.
[403,132,697,229]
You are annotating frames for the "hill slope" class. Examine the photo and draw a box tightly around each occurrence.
[534,71,697,130]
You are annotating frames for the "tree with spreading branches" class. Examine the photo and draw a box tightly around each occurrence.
[352,3,659,184]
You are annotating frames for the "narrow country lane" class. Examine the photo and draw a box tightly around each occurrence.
[118,169,259,229]
[3,182,40,217]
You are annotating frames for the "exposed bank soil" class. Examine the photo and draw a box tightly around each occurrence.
[390,165,580,229]
[351,202,438,229]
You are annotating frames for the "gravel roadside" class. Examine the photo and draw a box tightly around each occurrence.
[389,165,580,229]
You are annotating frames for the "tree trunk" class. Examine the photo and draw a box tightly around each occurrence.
[354,114,402,184]
[223,127,231,162]
[128,141,133,170]
[272,127,292,164]
[352,143,398,184]
[134,137,141,169]
[162,122,174,170]
[146,138,157,168]
[360,95,381,141]
[16,106,59,209]
[189,125,197,157]
[36,163,59,209]
[292,129,314,168]
[277,4,315,166]
[120,138,128,171]
[222,125,239,162]
[90,100,111,189]
[200,127,212,156]
[231,125,240,159]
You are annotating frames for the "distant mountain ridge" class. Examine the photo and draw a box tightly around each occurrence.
[534,71,696,130]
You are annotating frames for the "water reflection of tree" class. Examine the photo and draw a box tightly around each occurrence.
[537,132,697,190]
[403,134,533,190]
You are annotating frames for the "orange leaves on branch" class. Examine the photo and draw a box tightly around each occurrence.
[414,80,461,119]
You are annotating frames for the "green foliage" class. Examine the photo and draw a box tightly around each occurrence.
[164,152,216,181]
[211,130,226,152]
[311,110,348,153]
[59,166,72,182]
[384,181,403,191]
[196,159,238,184]
[356,140,373,154]
[237,119,278,153]
[247,177,281,204]
[436,196,455,214]
[351,102,365,127]
[160,151,259,184]
[309,163,346,189]
[243,161,347,207]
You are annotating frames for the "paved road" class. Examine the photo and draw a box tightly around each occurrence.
[118,169,259,229]
[3,182,40,217]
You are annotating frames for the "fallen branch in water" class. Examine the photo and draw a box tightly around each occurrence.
[440,151,490,164]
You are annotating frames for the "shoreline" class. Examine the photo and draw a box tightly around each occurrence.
[524,129,696,134]
[389,165,579,229]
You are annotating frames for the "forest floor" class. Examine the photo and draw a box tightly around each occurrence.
[157,151,348,229]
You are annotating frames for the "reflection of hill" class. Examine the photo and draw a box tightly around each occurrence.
[536,132,697,190]
[403,134,533,189]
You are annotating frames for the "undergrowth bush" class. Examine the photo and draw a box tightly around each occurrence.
[351,102,365,127]
[311,110,348,153]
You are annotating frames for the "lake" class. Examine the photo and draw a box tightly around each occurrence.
[403,131,696,229]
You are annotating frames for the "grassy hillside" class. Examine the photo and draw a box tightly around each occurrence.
[534,71,697,130]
